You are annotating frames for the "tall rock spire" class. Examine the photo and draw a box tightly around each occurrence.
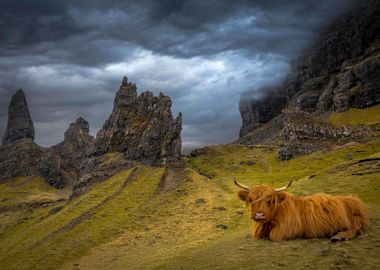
[94,76,182,165]
[2,89,35,145]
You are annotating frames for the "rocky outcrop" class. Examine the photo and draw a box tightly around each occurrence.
[237,115,283,146]
[1,77,183,193]
[239,88,287,137]
[0,139,75,188]
[2,89,35,145]
[278,109,372,160]
[53,117,95,172]
[0,90,75,188]
[239,0,380,140]
[94,77,182,166]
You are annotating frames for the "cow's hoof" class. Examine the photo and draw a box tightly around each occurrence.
[330,236,341,242]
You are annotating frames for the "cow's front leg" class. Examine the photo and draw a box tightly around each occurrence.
[253,223,271,239]
[330,229,359,242]
[269,225,286,241]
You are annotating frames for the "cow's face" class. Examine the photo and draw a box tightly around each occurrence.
[234,178,292,223]
[238,185,286,223]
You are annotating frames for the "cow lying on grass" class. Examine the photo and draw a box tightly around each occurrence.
[234,178,369,242]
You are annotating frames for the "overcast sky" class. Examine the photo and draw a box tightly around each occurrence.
[0,0,357,151]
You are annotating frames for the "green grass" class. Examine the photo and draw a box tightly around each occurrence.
[330,104,380,127]
[0,167,167,269]
[185,139,380,198]
[63,138,380,270]
[98,152,124,164]
[0,176,68,207]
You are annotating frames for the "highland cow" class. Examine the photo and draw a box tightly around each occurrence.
[234,178,369,242]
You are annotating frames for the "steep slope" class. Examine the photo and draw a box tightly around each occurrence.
[239,0,380,145]
[0,106,379,270]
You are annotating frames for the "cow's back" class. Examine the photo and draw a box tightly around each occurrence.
[295,194,352,238]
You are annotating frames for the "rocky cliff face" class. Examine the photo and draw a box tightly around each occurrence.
[278,109,373,160]
[239,88,287,137]
[239,0,380,140]
[0,90,75,188]
[94,77,182,166]
[0,138,75,188]
[53,117,95,172]
[2,89,35,145]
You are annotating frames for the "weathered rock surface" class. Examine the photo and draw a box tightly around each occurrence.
[237,115,283,146]
[0,139,75,188]
[72,152,136,197]
[94,77,182,166]
[278,109,373,160]
[0,89,75,188]
[2,89,35,145]
[239,88,287,137]
[1,77,183,193]
[53,117,95,172]
[239,107,375,160]
[239,0,380,140]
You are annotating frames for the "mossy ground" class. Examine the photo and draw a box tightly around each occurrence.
[0,106,380,269]
[329,104,380,127]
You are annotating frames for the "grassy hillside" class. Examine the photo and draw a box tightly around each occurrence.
[0,106,379,269]
[329,104,380,127]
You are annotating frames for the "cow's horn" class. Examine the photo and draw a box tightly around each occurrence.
[275,179,293,192]
[234,177,250,190]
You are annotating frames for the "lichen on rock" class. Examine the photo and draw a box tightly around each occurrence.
[94,76,182,166]
[53,117,95,172]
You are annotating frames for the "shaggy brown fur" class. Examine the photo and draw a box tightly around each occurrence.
[237,184,369,241]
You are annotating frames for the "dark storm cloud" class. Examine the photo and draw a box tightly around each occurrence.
[0,0,358,149]
[0,0,357,60]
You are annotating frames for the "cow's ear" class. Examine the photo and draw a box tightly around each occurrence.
[238,190,249,202]
[276,192,287,204]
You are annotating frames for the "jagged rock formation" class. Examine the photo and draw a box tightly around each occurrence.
[53,117,95,172]
[0,90,75,188]
[2,89,35,145]
[239,0,380,140]
[94,76,182,166]
[0,138,75,188]
[1,76,183,192]
[278,109,373,160]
